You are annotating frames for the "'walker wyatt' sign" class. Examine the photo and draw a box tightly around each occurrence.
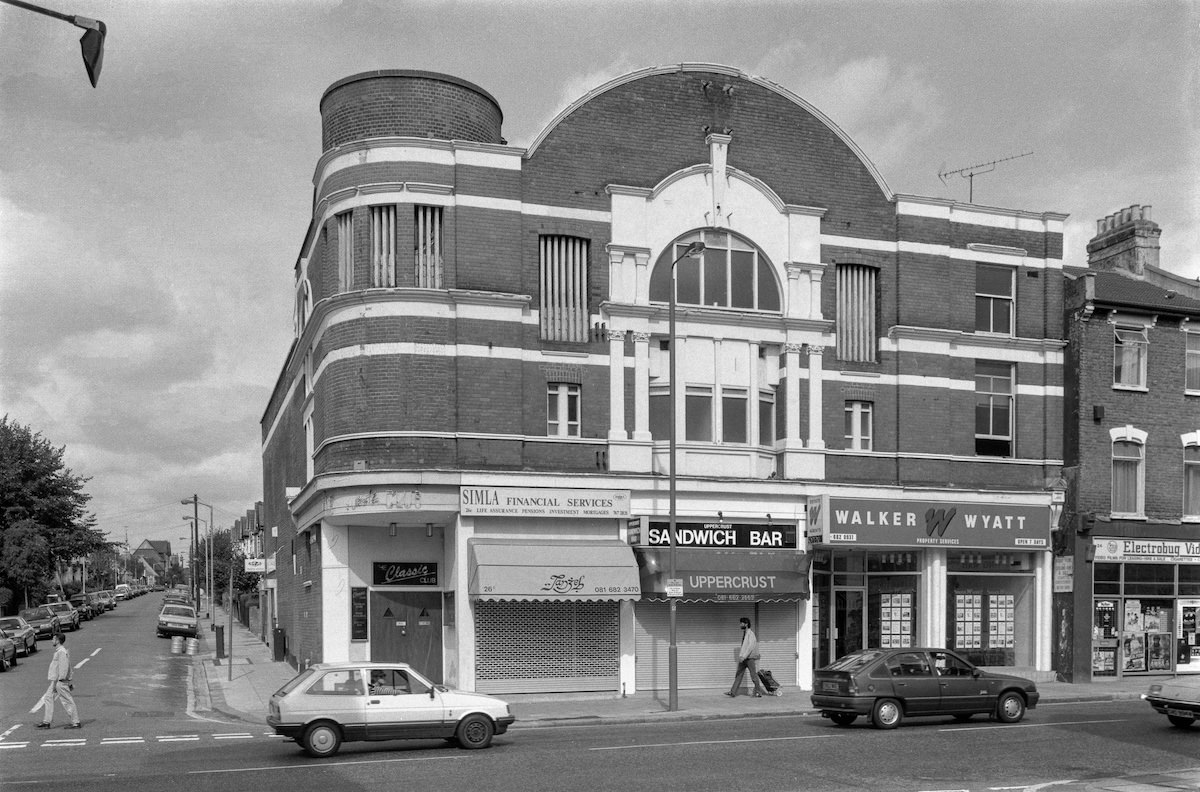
[807,496,1050,550]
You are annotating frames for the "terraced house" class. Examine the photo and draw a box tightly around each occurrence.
[261,64,1066,694]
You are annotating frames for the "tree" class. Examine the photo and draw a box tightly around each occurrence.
[0,416,110,610]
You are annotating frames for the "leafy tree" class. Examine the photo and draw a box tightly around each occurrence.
[0,416,111,610]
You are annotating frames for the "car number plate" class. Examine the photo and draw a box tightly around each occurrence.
[821,681,839,692]
[1167,708,1194,718]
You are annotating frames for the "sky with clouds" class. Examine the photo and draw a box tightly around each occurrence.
[1,0,1196,555]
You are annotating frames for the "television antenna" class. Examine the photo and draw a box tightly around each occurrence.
[938,151,1033,203]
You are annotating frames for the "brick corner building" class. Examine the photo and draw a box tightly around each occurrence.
[261,65,1067,693]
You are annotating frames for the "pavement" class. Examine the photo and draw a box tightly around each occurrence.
[189,607,1197,791]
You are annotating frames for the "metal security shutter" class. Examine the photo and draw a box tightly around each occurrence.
[635,602,800,691]
[475,601,619,694]
[635,602,740,690]
[755,602,799,687]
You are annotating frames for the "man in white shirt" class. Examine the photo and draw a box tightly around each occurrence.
[38,632,80,729]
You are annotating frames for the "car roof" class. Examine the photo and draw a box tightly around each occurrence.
[309,662,417,671]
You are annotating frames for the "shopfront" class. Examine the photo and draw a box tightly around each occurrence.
[631,519,809,690]
[460,486,641,695]
[1090,537,1200,677]
[807,495,1052,673]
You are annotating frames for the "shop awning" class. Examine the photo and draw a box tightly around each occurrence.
[636,547,810,601]
[468,539,642,602]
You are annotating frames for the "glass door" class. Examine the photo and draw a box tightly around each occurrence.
[835,588,866,660]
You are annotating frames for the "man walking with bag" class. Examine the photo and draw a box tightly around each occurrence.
[725,617,769,698]
[38,632,80,729]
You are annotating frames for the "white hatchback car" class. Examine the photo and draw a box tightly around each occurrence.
[268,662,515,757]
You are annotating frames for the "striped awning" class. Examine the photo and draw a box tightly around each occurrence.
[635,547,810,600]
[468,539,641,602]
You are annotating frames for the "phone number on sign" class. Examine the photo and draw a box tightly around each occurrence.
[595,586,641,594]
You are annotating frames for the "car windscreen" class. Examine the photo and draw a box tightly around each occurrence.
[0,618,18,629]
[276,668,317,696]
[161,606,195,617]
[825,650,886,672]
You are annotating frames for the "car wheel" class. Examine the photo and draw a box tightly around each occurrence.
[1168,714,1196,728]
[301,722,342,758]
[454,713,494,749]
[829,712,858,727]
[0,655,9,672]
[995,691,1026,723]
[871,698,902,729]
[29,640,37,654]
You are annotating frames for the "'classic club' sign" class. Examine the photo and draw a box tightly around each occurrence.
[373,562,438,586]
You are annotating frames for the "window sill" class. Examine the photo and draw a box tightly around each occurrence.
[1112,384,1149,393]
[1108,513,1147,521]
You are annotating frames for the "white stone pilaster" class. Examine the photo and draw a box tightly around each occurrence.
[608,329,627,441]
[632,332,652,441]
[805,344,825,450]
[784,343,803,444]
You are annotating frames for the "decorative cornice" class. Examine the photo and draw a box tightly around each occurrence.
[888,325,1067,353]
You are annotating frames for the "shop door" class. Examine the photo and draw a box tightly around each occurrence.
[835,589,865,660]
[370,591,443,683]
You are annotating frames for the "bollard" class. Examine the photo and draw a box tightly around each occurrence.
[215,624,225,659]
[185,637,199,655]
[170,636,184,654]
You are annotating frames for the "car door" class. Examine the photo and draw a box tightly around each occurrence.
[884,651,942,714]
[930,650,992,713]
[298,669,368,740]
[363,668,447,740]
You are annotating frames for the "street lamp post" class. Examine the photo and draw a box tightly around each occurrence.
[182,497,215,628]
[667,239,705,712]
[182,516,210,617]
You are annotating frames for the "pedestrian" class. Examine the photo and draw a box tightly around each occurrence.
[38,632,80,729]
[725,616,768,698]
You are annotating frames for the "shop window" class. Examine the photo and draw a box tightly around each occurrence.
[370,204,396,288]
[836,263,878,362]
[546,383,580,437]
[974,361,1013,457]
[1187,332,1200,393]
[1123,563,1174,596]
[539,235,589,342]
[844,400,873,451]
[1185,444,1200,519]
[1179,565,1200,596]
[337,211,353,292]
[1093,562,1121,595]
[947,575,1035,667]
[649,230,781,312]
[975,264,1014,335]
[414,205,443,288]
[1112,438,1145,517]
[1113,326,1148,389]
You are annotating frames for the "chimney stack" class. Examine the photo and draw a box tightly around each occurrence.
[1086,204,1161,277]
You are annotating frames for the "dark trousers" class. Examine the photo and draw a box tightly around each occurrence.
[729,657,767,696]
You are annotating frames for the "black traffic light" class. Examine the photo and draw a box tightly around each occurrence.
[78,18,105,88]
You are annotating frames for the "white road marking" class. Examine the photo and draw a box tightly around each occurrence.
[89,648,101,657]
[43,739,86,747]
[188,756,463,775]
[591,734,842,751]
[941,718,1126,732]
[213,733,254,740]
[989,783,1078,791]
[76,658,90,668]
[0,724,21,741]
[157,735,200,742]
[0,742,30,749]
[101,737,146,745]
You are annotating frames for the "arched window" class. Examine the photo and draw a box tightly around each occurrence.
[1111,427,1146,517]
[649,230,780,312]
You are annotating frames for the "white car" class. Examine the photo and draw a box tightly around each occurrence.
[1143,677,1200,727]
[267,662,515,757]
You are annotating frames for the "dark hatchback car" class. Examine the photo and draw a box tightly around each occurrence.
[20,606,61,640]
[811,647,1039,729]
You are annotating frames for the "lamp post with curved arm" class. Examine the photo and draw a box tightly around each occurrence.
[667,239,705,712]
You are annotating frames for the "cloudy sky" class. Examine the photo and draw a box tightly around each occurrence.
[1,0,1196,554]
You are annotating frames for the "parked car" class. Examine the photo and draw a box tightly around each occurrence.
[84,592,106,615]
[0,629,16,671]
[1143,677,1200,727]
[810,647,1039,729]
[0,616,38,656]
[20,606,61,640]
[43,601,80,631]
[96,591,116,611]
[156,604,198,638]
[68,594,94,620]
[267,662,515,757]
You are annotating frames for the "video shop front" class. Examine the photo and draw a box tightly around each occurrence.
[631,518,810,691]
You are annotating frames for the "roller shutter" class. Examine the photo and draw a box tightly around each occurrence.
[474,600,619,694]
[635,601,798,691]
